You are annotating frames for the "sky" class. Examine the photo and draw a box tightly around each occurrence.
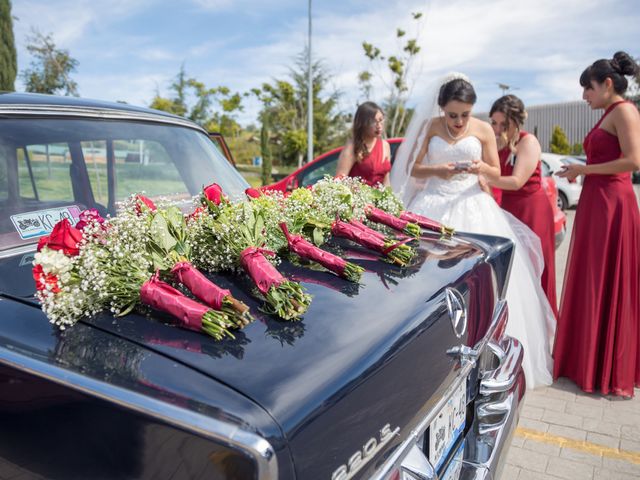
[11,0,640,126]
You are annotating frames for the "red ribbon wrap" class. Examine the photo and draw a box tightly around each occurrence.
[331,219,385,251]
[399,211,443,232]
[140,275,207,331]
[280,223,347,276]
[349,219,387,241]
[366,206,409,231]
[240,247,285,295]
[332,219,411,256]
[171,262,230,310]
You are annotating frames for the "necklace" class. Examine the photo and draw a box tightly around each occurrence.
[445,121,469,142]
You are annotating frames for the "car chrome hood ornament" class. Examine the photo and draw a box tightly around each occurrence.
[445,288,467,338]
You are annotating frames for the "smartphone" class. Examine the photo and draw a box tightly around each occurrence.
[455,160,472,170]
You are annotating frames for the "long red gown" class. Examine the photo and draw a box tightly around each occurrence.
[553,101,640,397]
[348,138,391,186]
[498,131,558,317]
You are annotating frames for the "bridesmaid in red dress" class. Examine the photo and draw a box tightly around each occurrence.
[554,51,640,397]
[336,101,391,186]
[489,95,558,317]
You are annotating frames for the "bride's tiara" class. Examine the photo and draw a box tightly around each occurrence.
[439,72,471,86]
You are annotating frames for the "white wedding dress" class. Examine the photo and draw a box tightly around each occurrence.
[409,135,555,389]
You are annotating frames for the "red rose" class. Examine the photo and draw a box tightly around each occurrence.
[135,195,157,214]
[245,187,262,199]
[37,235,50,252]
[33,264,61,293]
[203,183,225,205]
[39,219,83,256]
[75,208,105,231]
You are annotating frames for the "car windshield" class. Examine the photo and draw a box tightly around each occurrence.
[0,117,249,252]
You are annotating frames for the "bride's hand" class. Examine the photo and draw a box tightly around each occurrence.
[466,159,485,175]
[434,163,458,180]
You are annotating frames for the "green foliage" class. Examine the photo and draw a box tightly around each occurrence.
[550,125,571,154]
[253,49,346,167]
[571,142,584,156]
[21,30,79,96]
[359,12,423,137]
[150,65,244,137]
[0,0,17,91]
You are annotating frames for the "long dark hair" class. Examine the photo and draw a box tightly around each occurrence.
[490,94,527,152]
[580,51,639,94]
[438,78,477,108]
[352,101,383,161]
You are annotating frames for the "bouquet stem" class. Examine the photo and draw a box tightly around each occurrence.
[171,262,252,327]
[331,219,415,267]
[240,247,311,320]
[399,211,455,236]
[140,273,237,340]
[366,205,420,238]
[280,223,364,282]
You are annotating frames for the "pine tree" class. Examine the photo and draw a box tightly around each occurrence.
[0,0,17,91]
[550,125,571,155]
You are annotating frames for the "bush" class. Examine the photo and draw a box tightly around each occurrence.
[550,125,571,154]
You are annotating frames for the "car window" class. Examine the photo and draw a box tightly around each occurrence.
[18,143,74,202]
[300,153,339,187]
[0,117,249,251]
[389,141,401,163]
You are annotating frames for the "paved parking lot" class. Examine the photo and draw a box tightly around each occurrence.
[500,185,640,480]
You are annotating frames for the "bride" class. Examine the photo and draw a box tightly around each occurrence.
[391,73,556,389]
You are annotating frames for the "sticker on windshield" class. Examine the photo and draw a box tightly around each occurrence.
[10,206,82,240]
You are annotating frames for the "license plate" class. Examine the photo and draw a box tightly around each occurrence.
[428,380,466,471]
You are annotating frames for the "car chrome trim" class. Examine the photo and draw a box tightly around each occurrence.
[0,244,37,259]
[370,300,508,480]
[0,346,278,480]
[445,287,468,338]
[0,105,206,134]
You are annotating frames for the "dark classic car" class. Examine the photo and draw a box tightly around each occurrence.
[0,93,524,480]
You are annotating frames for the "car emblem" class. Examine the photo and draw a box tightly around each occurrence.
[445,287,467,338]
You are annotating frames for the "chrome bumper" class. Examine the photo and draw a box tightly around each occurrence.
[371,301,525,480]
[446,335,525,480]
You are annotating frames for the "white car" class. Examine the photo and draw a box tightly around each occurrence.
[540,152,584,210]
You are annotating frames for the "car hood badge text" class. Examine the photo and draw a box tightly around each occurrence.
[331,424,400,480]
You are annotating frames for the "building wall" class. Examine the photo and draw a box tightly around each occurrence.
[523,100,601,152]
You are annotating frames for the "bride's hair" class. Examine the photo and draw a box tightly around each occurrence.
[352,101,384,162]
[580,51,639,95]
[437,78,477,108]
[490,94,527,153]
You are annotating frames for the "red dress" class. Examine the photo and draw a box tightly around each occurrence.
[348,138,391,186]
[498,131,558,317]
[553,101,640,397]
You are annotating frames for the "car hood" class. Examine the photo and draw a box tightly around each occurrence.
[2,231,512,479]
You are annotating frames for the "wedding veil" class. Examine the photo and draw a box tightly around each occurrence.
[390,72,471,207]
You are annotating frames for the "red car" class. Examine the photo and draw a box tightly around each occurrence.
[265,137,567,248]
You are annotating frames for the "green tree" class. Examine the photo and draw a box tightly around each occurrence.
[0,0,17,91]
[550,125,571,154]
[21,29,79,96]
[151,66,244,138]
[253,50,346,168]
[359,12,423,137]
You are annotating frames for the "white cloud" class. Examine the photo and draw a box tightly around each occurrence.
[10,0,640,126]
